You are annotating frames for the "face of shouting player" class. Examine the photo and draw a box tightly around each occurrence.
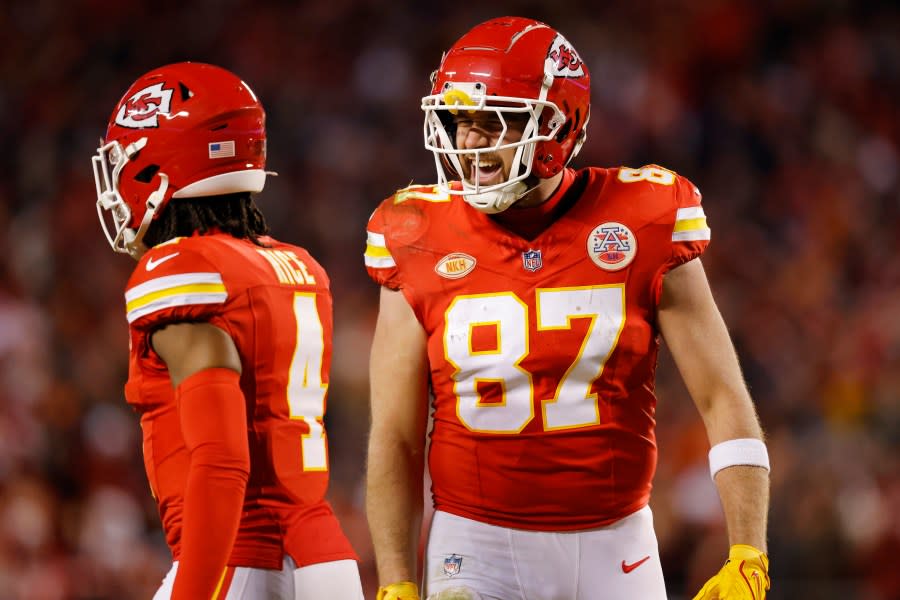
[452,111,529,188]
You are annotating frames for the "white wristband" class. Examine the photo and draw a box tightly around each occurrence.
[708,438,770,479]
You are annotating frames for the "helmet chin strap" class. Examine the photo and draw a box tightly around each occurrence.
[463,180,529,214]
[123,173,169,258]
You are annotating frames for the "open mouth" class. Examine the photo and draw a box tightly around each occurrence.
[466,156,504,186]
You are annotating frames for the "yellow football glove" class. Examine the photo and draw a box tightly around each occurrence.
[376,581,420,600]
[692,544,770,600]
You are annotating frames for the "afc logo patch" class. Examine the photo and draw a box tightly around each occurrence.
[443,554,463,578]
[522,249,543,272]
[115,82,174,129]
[587,222,637,271]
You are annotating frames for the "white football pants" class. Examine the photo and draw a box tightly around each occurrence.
[424,506,667,600]
[153,556,364,600]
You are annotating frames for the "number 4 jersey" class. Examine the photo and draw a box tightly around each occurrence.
[364,166,710,531]
[124,233,357,568]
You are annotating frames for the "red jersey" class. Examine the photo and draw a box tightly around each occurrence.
[124,233,356,568]
[364,166,710,531]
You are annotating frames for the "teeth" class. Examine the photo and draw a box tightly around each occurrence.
[477,160,499,169]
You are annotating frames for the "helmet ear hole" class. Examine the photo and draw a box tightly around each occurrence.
[178,82,192,101]
[134,164,160,183]
[554,116,572,142]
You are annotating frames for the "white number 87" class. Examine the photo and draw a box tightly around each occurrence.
[444,286,626,434]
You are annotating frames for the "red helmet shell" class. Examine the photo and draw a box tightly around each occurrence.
[102,62,266,229]
[431,17,590,177]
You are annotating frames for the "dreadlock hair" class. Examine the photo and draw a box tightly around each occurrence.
[142,192,270,249]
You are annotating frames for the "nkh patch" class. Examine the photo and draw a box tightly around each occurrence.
[208,141,236,159]
[522,249,542,272]
[443,554,463,577]
[435,252,476,279]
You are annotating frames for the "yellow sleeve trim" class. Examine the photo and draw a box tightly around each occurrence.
[126,282,227,313]
[673,217,708,232]
[364,243,392,258]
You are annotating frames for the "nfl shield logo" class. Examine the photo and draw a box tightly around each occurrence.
[443,554,463,577]
[522,249,543,272]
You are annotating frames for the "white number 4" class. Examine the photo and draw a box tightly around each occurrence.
[286,292,328,471]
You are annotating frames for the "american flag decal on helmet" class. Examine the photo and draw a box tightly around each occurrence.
[209,141,236,159]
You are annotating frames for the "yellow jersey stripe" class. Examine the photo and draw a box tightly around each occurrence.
[365,243,392,259]
[126,283,227,313]
[126,291,228,323]
[126,272,224,303]
[673,217,708,232]
[673,206,710,242]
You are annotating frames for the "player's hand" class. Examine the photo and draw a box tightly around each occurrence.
[376,581,420,600]
[692,544,770,600]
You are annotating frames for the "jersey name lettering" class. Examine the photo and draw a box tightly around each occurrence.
[258,249,317,285]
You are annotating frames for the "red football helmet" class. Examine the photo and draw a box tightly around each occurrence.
[92,62,267,256]
[422,16,591,213]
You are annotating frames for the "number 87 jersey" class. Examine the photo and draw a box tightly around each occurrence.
[364,165,710,531]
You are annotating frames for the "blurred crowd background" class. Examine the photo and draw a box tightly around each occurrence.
[0,0,897,598]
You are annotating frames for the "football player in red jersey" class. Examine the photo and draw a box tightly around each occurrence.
[93,62,364,600]
[364,17,770,600]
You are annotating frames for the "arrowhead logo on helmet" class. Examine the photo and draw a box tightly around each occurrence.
[115,83,174,129]
[546,35,585,78]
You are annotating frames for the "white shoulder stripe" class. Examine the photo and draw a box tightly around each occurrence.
[366,230,386,248]
[675,206,705,220]
[364,255,396,269]
[673,205,710,243]
[126,273,224,302]
[125,272,227,323]
[127,292,228,323]
[672,230,712,242]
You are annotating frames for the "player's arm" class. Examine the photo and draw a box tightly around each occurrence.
[152,322,250,600]
[658,258,771,599]
[366,287,429,599]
